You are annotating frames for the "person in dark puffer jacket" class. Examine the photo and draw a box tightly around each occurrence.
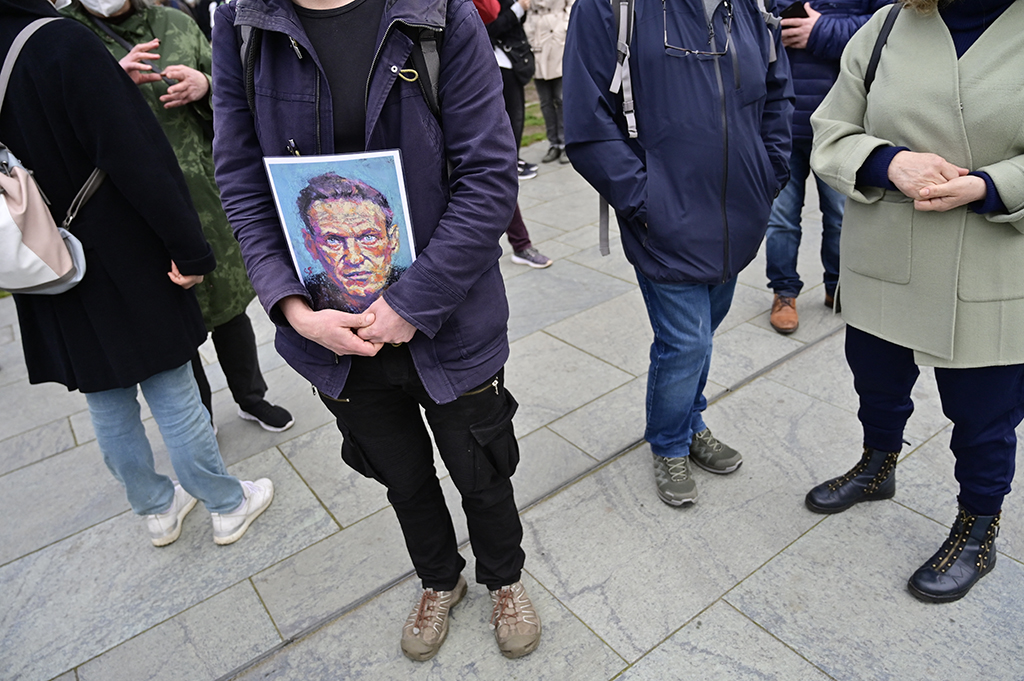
[766,0,893,335]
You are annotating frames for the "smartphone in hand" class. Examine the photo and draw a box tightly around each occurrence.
[780,0,808,18]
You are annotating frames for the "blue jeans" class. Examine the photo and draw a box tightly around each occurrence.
[765,138,845,298]
[85,362,243,515]
[636,271,737,458]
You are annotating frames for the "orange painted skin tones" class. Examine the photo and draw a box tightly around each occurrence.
[303,198,400,311]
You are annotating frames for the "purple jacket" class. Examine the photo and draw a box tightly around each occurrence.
[211,0,519,404]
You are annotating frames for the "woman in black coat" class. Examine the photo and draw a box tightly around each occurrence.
[0,0,272,546]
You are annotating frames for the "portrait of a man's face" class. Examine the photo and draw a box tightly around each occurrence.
[264,151,415,314]
[296,173,407,313]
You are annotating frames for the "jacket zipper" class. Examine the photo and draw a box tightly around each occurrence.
[284,34,321,154]
[712,11,730,284]
[366,20,401,116]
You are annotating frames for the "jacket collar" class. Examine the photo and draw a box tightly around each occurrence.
[234,0,446,33]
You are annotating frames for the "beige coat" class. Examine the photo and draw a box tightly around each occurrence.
[810,2,1024,368]
[525,0,573,80]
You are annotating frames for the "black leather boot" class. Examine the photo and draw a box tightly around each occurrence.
[908,507,1000,603]
[805,447,898,514]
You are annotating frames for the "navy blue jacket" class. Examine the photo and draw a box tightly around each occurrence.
[788,0,892,140]
[564,0,794,284]
[211,0,519,404]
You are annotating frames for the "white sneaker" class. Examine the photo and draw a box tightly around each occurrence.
[211,478,274,545]
[146,483,197,547]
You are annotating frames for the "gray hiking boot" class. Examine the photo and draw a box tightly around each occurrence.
[689,428,743,474]
[652,454,697,506]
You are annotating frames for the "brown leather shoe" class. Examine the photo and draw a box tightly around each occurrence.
[770,294,799,334]
[824,291,841,312]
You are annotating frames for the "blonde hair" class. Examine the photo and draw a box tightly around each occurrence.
[901,0,940,13]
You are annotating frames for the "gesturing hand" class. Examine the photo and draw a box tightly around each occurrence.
[357,296,417,345]
[119,39,162,85]
[781,4,821,50]
[888,151,968,201]
[914,175,987,213]
[159,65,210,108]
[279,296,383,357]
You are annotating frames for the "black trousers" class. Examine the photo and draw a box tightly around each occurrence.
[846,325,1024,515]
[191,312,268,418]
[501,66,525,149]
[319,344,525,591]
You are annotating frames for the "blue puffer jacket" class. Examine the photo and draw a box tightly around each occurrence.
[788,0,892,140]
[211,0,519,404]
[564,0,794,284]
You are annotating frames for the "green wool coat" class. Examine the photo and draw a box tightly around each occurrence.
[810,2,1024,368]
[65,2,255,330]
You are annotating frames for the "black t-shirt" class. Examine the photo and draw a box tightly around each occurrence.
[295,0,387,153]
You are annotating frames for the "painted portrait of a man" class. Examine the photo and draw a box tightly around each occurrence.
[297,172,408,313]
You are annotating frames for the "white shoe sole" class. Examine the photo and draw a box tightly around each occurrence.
[510,255,553,269]
[237,406,295,432]
[151,495,198,547]
[213,487,274,546]
[691,458,743,475]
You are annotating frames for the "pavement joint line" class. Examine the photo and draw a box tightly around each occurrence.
[216,321,849,680]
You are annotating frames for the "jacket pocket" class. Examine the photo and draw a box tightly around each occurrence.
[957,220,1024,302]
[468,389,520,489]
[842,200,913,284]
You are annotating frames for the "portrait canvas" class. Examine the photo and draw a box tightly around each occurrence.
[264,150,416,314]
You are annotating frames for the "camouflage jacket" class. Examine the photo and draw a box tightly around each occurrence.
[65,2,255,329]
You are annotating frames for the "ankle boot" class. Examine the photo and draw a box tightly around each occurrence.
[805,447,898,514]
[908,506,1000,603]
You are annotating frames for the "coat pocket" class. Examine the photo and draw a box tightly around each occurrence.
[468,389,520,488]
[842,200,913,284]
[957,220,1024,302]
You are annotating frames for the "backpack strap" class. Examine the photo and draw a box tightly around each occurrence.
[0,18,60,118]
[600,0,635,256]
[403,26,443,121]
[239,24,262,117]
[864,2,901,95]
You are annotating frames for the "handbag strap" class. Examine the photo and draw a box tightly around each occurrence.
[0,18,61,118]
[864,2,902,95]
[0,17,106,227]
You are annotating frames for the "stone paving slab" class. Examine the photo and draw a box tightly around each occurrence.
[618,601,833,681]
[237,553,628,681]
[0,449,333,681]
[725,502,1024,681]
[76,582,281,681]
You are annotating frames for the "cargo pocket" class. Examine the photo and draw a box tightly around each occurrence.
[336,421,386,485]
[469,390,520,490]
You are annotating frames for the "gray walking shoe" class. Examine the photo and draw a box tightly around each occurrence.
[689,428,743,474]
[652,454,697,506]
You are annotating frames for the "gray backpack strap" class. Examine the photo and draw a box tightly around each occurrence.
[600,0,635,257]
[609,0,636,139]
[864,2,901,95]
[1,17,105,228]
[417,29,442,119]
[757,0,780,63]
[0,18,60,116]
[239,24,262,116]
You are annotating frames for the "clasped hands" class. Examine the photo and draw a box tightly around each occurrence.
[281,295,417,357]
[888,150,986,212]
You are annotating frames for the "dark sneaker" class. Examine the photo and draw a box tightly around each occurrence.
[541,146,561,163]
[489,581,541,658]
[401,575,467,661]
[238,400,294,432]
[689,428,743,474]
[652,453,697,506]
[517,159,538,180]
[511,247,553,269]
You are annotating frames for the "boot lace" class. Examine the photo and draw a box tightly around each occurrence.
[410,589,442,636]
